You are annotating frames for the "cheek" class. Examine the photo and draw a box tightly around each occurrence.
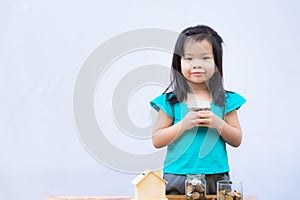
[204,66,215,80]
[180,61,190,73]
[181,60,189,69]
[209,67,216,76]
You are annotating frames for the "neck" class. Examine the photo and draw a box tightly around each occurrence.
[187,82,211,101]
[189,82,209,93]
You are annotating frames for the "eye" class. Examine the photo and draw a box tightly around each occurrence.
[184,57,193,61]
[202,56,212,60]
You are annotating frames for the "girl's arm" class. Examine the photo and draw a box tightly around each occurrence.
[219,110,243,147]
[198,110,242,147]
[152,109,197,148]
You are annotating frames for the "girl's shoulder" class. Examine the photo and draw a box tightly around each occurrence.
[150,92,175,118]
[151,92,174,103]
[225,90,246,113]
[225,90,245,99]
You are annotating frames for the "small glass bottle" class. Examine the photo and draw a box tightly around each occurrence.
[185,174,206,200]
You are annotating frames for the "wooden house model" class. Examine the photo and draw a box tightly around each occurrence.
[131,170,168,200]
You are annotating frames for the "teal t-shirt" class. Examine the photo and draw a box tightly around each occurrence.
[150,91,246,175]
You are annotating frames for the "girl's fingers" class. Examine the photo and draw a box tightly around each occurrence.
[196,118,211,126]
[197,111,211,118]
[197,111,211,115]
[189,111,213,127]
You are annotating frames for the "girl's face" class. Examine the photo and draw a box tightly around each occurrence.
[181,39,215,86]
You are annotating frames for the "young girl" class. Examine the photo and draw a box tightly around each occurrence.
[150,25,246,195]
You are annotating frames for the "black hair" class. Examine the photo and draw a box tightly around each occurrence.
[164,25,225,107]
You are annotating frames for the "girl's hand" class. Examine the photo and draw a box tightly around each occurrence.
[196,111,224,132]
[180,111,225,133]
[180,111,200,131]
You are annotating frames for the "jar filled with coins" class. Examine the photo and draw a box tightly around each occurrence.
[185,174,206,200]
[217,180,243,200]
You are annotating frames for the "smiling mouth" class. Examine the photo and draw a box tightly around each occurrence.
[191,71,205,75]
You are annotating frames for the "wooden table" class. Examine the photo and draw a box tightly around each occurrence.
[46,195,257,200]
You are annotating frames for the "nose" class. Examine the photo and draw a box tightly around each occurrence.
[191,59,202,68]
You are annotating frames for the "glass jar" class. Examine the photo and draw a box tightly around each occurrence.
[185,174,206,200]
[217,180,243,200]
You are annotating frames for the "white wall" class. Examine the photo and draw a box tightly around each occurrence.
[1,0,299,199]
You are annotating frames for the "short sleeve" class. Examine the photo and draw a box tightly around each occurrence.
[225,91,246,114]
[150,93,174,119]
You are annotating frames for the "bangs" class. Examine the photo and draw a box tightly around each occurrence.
[185,34,210,45]
[183,34,211,53]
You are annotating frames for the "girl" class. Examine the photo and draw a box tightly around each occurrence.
[150,25,246,195]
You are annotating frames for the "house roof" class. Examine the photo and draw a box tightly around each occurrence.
[131,170,168,186]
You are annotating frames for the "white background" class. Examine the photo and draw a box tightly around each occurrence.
[1,0,299,199]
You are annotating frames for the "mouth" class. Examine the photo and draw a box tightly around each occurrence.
[191,71,206,75]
